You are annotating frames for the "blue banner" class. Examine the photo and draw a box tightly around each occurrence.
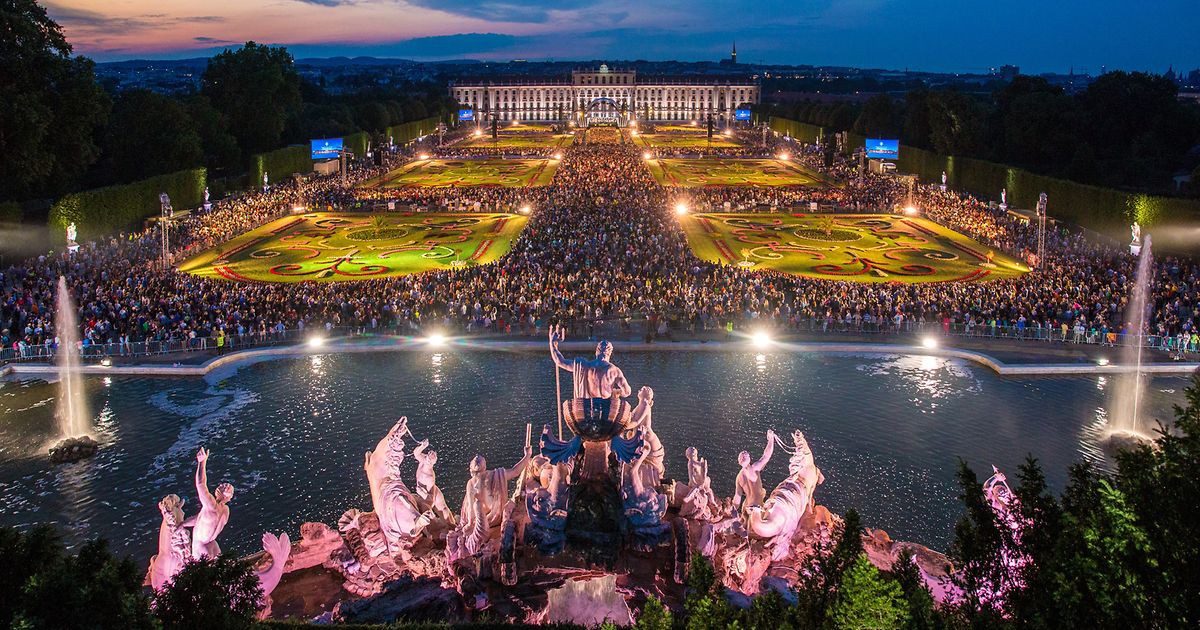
[865,138,900,160]
[310,137,343,160]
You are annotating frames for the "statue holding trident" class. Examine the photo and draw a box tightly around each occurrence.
[548,325,632,400]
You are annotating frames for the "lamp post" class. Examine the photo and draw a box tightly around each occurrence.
[158,192,172,269]
[1036,192,1047,268]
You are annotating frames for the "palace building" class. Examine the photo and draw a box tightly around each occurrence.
[449,64,759,126]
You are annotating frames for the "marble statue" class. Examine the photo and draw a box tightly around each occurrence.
[65,222,77,244]
[185,447,233,560]
[620,438,669,549]
[524,447,572,553]
[363,418,437,553]
[148,494,191,591]
[745,430,824,560]
[549,325,631,399]
[1000,189,1007,207]
[203,187,212,210]
[263,172,269,191]
[413,439,455,523]
[624,386,663,488]
[254,532,292,605]
[733,429,776,513]
[446,443,532,562]
[1131,221,1142,245]
[941,171,948,188]
[678,447,721,521]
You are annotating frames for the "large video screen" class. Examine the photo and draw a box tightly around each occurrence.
[734,109,752,121]
[311,137,343,160]
[458,109,475,121]
[865,138,900,160]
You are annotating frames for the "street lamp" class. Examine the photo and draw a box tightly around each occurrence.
[158,192,172,269]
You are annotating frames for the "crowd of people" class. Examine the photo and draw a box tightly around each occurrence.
[2,125,1199,362]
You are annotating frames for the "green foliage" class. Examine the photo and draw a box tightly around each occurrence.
[684,553,736,630]
[0,526,155,630]
[829,555,910,630]
[101,89,205,184]
[345,131,370,158]
[0,0,110,200]
[249,145,311,191]
[153,555,263,630]
[48,167,206,241]
[947,459,1008,625]
[887,549,942,630]
[387,117,441,146]
[202,42,302,158]
[635,596,673,630]
[0,201,22,224]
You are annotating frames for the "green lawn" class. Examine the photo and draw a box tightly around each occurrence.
[371,158,558,188]
[648,158,824,187]
[635,133,741,149]
[680,213,1029,283]
[457,133,572,149]
[178,212,528,283]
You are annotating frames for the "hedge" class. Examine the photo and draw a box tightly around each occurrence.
[344,131,369,158]
[769,116,1200,242]
[386,116,440,145]
[48,168,206,242]
[248,145,312,190]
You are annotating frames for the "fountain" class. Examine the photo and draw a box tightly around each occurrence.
[1106,234,1155,446]
[47,276,98,463]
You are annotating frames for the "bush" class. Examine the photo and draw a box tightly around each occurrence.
[153,555,263,630]
[386,116,440,146]
[48,168,206,242]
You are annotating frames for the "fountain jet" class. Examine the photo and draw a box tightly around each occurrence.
[1106,235,1155,445]
[48,276,98,463]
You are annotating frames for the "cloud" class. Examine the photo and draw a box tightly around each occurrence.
[402,0,599,23]
[45,3,223,31]
[193,36,237,45]
[290,0,357,6]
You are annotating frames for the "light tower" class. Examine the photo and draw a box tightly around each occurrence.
[158,192,172,269]
[1036,192,1047,268]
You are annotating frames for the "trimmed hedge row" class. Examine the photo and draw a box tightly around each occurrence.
[48,168,206,242]
[248,145,311,190]
[769,116,1200,241]
[386,116,440,145]
[344,131,369,158]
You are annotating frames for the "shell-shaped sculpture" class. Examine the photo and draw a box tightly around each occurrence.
[562,397,632,441]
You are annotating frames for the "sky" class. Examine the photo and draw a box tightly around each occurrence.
[44,0,1200,74]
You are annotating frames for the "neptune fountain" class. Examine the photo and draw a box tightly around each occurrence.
[141,333,1013,623]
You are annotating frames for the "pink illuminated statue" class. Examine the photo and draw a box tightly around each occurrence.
[148,494,191,591]
[745,430,824,560]
[733,429,776,513]
[363,418,437,554]
[185,447,233,560]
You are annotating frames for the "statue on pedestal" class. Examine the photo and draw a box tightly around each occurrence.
[940,171,948,191]
[733,430,776,513]
[1000,188,1007,209]
[745,431,824,560]
[65,222,80,253]
[203,187,212,210]
[185,447,233,560]
[549,327,631,400]
[148,494,191,591]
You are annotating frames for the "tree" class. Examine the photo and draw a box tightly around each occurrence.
[152,555,263,629]
[635,595,674,630]
[927,91,987,156]
[888,548,943,630]
[101,89,204,183]
[186,96,241,174]
[684,553,735,630]
[0,526,155,629]
[201,42,301,159]
[853,94,900,138]
[0,0,109,200]
[829,555,910,630]
[947,460,1008,626]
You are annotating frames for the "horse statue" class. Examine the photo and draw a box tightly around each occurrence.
[744,430,824,560]
[364,418,437,555]
[148,494,191,591]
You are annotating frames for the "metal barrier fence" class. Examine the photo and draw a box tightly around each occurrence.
[3,316,1195,367]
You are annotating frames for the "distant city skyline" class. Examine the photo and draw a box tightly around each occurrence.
[45,0,1198,75]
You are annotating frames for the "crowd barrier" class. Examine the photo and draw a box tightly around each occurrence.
[3,316,1194,367]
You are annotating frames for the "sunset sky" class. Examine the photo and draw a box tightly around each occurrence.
[44,0,1199,73]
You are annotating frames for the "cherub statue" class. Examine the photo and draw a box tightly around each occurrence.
[733,429,776,513]
[185,447,233,560]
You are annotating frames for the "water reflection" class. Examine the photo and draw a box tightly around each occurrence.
[0,351,1188,559]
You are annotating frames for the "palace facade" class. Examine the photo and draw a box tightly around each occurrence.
[449,64,759,125]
